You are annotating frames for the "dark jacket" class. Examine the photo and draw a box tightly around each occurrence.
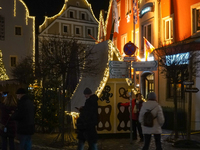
[77,94,98,142]
[11,95,35,135]
[0,104,16,137]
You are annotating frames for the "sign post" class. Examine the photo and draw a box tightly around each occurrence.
[123,41,137,144]
[109,61,129,78]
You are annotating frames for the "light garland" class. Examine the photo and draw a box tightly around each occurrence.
[39,0,99,33]
[0,50,9,80]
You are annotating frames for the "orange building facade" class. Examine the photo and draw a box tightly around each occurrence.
[98,0,200,130]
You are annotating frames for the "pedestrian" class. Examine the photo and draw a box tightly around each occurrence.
[139,92,165,150]
[0,92,17,150]
[120,93,144,141]
[76,87,98,150]
[11,88,35,150]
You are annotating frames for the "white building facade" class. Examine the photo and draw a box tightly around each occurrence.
[0,0,35,79]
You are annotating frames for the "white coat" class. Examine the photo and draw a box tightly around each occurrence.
[139,100,165,134]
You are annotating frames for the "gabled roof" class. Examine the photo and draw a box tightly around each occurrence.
[39,0,99,33]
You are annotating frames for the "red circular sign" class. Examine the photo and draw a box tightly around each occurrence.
[123,42,136,55]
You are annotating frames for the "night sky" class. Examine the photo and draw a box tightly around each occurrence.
[23,0,109,25]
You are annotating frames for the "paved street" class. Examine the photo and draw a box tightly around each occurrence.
[29,130,200,150]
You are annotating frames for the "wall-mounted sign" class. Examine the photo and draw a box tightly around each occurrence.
[139,3,153,18]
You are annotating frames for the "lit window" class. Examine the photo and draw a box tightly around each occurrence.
[143,24,151,42]
[15,26,22,35]
[0,15,5,40]
[164,18,173,40]
[192,8,200,33]
[125,0,132,15]
[10,56,17,67]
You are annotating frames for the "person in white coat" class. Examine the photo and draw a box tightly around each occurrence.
[139,92,165,150]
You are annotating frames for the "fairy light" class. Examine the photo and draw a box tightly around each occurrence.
[0,50,9,80]
[14,0,16,16]
[39,0,99,33]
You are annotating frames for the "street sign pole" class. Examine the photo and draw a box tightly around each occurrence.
[187,57,193,140]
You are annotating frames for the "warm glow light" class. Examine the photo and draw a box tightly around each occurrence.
[14,0,16,16]
[40,0,99,33]
[0,50,9,80]
[127,14,130,23]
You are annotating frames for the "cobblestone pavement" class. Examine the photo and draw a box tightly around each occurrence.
[29,130,200,150]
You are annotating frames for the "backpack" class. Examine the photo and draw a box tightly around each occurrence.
[143,106,157,127]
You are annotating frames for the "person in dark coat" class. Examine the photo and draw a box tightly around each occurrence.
[76,87,99,150]
[0,92,17,150]
[11,88,35,150]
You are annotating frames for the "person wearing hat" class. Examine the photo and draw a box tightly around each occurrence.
[139,92,165,150]
[11,88,35,150]
[76,87,99,150]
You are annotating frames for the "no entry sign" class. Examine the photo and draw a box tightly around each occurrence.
[123,41,136,56]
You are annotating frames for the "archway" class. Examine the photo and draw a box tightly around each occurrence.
[140,71,155,99]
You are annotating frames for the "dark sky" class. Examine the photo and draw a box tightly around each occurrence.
[23,0,109,25]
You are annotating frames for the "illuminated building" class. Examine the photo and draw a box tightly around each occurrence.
[0,0,35,79]
[39,0,99,45]
[98,0,200,130]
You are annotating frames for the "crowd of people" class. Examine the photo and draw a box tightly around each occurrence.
[75,89,165,150]
[0,86,164,150]
[0,88,35,150]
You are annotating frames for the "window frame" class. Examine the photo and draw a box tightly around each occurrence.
[63,24,69,34]
[10,55,17,67]
[87,27,92,36]
[15,26,22,36]
[0,15,5,40]
[81,12,86,20]
[121,33,127,55]
[69,11,74,18]
[75,26,81,36]
[163,17,173,41]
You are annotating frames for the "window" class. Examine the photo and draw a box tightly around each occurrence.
[87,28,91,35]
[164,18,173,41]
[75,27,81,35]
[167,79,182,99]
[81,13,86,20]
[15,26,22,35]
[142,23,151,50]
[70,11,74,18]
[10,56,17,67]
[76,2,79,6]
[125,0,132,15]
[144,24,151,43]
[117,1,121,20]
[192,8,200,33]
[63,25,69,33]
[0,15,5,40]
[121,33,127,54]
